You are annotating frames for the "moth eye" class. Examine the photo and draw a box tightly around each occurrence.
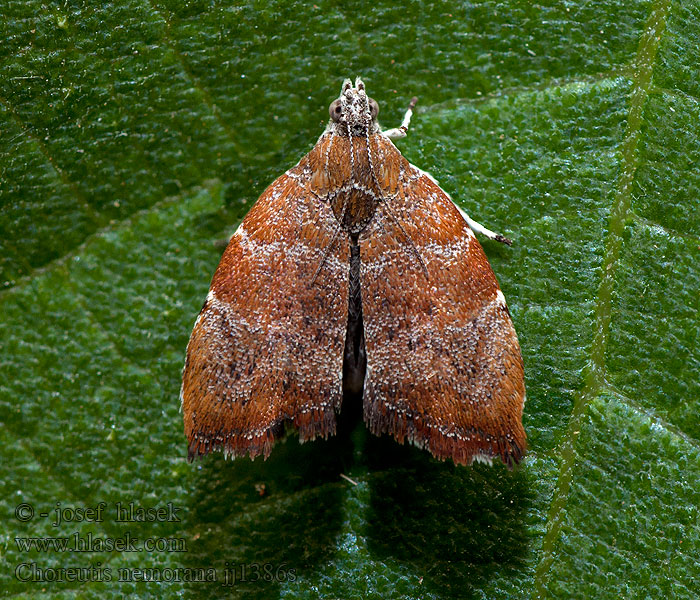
[369,98,379,119]
[329,100,342,122]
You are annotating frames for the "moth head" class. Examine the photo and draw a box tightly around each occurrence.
[328,77,379,136]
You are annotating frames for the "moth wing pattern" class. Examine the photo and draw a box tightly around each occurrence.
[360,158,526,467]
[181,168,350,460]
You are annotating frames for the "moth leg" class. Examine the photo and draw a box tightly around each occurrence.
[383,96,418,140]
[455,205,513,246]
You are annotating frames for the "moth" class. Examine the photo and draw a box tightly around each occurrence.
[181,77,526,467]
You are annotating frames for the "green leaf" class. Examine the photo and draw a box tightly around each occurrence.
[1,0,698,598]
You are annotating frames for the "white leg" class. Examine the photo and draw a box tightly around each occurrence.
[383,96,418,140]
[456,205,513,246]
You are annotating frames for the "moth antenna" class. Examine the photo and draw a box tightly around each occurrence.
[324,128,336,173]
[311,180,353,286]
[347,120,356,180]
[380,201,429,279]
[365,102,383,202]
[310,223,341,286]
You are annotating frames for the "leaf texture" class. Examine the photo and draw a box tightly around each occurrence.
[1,1,698,598]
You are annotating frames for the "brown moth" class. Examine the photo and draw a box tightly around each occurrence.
[181,77,526,467]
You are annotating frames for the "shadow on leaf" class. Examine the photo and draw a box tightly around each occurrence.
[179,430,352,600]
[365,434,532,599]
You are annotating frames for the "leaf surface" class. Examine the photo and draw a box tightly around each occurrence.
[1,1,698,598]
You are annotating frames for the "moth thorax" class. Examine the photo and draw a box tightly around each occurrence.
[331,186,380,234]
[322,134,382,233]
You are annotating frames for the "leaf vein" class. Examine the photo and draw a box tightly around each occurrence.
[532,1,673,596]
